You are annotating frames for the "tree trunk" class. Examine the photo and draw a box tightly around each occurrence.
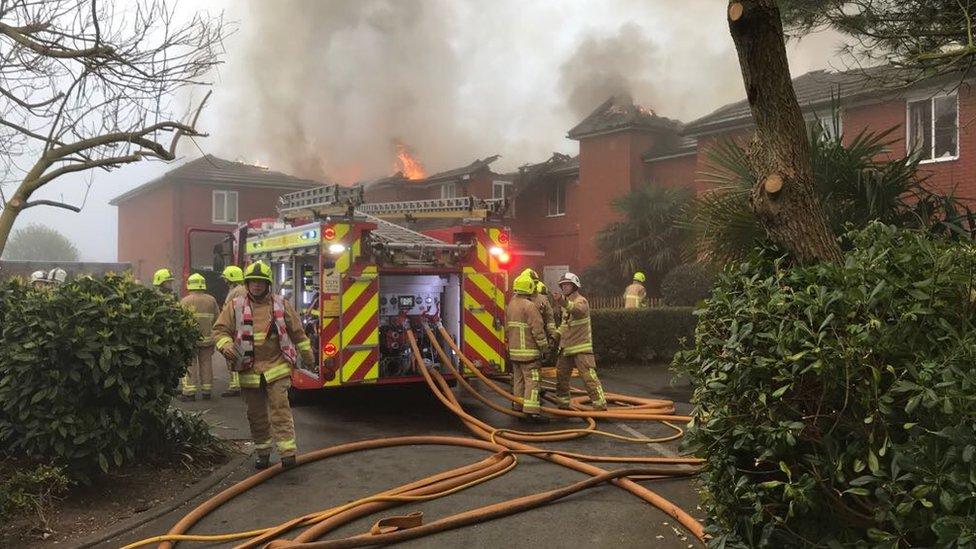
[727,0,843,264]
[0,189,27,257]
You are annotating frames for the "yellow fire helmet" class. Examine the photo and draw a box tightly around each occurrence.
[186,273,207,291]
[633,272,646,283]
[222,265,244,283]
[152,268,174,287]
[520,268,539,281]
[536,281,548,294]
[243,261,273,284]
[513,274,535,295]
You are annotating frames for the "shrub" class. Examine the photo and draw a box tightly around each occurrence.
[661,263,717,306]
[590,307,696,363]
[0,463,68,524]
[0,275,209,482]
[673,223,976,547]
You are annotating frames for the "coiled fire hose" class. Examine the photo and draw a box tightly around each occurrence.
[123,323,704,549]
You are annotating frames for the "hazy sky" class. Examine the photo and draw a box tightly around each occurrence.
[11,0,847,261]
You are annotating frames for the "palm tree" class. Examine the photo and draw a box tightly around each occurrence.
[686,117,972,263]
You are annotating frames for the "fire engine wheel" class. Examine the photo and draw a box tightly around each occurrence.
[127,325,705,549]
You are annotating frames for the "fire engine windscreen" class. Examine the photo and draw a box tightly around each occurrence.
[378,274,461,379]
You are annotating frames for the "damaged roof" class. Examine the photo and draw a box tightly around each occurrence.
[110,154,323,205]
[642,135,698,162]
[514,153,579,189]
[567,96,681,139]
[366,155,501,189]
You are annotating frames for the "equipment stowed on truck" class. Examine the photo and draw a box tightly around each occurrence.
[235,183,512,392]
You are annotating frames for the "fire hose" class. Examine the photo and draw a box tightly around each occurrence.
[123,323,704,549]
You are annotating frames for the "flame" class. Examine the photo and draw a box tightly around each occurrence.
[394,140,426,180]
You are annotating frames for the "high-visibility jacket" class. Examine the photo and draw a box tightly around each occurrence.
[532,293,558,341]
[623,282,648,309]
[180,291,220,347]
[213,292,312,386]
[558,291,593,356]
[224,283,246,307]
[505,295,549,362]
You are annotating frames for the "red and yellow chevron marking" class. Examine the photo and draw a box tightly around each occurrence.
[466,227,511,274]
[339,265,379,383]
[462,272,506,372]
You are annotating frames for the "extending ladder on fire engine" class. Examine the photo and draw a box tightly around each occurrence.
[279,185,506,222]
[278,184,365,220]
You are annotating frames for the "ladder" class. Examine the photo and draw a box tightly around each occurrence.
[278,184,364,219]
[359,212,466,250]
[357,196,506,219]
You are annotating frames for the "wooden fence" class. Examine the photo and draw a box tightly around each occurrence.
[587,295,663,310]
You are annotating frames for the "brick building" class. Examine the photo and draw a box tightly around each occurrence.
[110,155,321,286]
[511,67,975,288]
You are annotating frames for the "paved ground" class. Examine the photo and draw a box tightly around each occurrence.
[104,358,704,548]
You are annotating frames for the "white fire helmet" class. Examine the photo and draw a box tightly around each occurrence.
[558,272,581,290]
[47,268,67,285]
[29,270,47,284]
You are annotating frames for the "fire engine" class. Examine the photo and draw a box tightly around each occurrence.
[220,184,511,392]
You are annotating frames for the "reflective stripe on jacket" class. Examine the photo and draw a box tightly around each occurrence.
[505,295,548,362]
[212,292,311,380]
[558,292,593,355]
[623,283,647,309]
[180,291,220,347]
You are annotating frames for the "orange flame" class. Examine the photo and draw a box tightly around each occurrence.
[394,140,426,180]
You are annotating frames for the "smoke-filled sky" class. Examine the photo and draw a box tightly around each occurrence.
[14,0,848,261]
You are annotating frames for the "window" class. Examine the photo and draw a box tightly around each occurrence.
[908,94,958,162]
[547,180,566,216]
[492,180,513,216]
[212,190,238,224]
[441,182,457,199]
[807,113,841,141]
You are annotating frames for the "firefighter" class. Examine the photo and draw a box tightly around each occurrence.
[179,273,220,401]
[220,265,245,397]
[552,272,607,411]
[506,274,549,422]
[152,268,177,296]
[623,272,648,309]
[29,270,49,290]
[47,268,67,286]
[213,261,313,470]
[520,268,558,344]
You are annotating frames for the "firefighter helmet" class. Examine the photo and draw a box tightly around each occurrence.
[48,268,67,285]
[29,270,46,284]
[152,268,174,287]
[520,268,539,281]
[222,265,244,283]
[558,272,581,290]
[244,261,273,284]
[513,274,535,295]
[187,273,207,291]
[633,272,646,283]
[536,281,548,294]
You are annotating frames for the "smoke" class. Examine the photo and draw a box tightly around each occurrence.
[213,0,844,183]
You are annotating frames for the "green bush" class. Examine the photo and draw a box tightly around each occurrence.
[0,275,211,482]
[674,223,976,547]
[661,263,717,306]
[0,462,68,523]
[590,307,696,363]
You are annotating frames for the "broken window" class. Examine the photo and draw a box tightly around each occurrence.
[547,180,565,216]
[908,94,958,161]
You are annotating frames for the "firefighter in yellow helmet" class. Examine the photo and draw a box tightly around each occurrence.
[506,274,549,422]
[179,274,220,401]
[213,261,313,470]
[624,272,648,309]
[552,272,607,411]
[220,265,245,397]
[521,268,558,345]
[153,268,176,297]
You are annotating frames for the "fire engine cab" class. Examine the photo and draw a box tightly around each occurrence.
[235,184,511,392]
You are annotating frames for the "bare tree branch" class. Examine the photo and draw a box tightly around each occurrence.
[20,198,80,211]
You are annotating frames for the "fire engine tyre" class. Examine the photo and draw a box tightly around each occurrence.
[132,326,704,549]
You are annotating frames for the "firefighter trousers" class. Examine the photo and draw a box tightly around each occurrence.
[182,345,214,396]
[555,353,606,408]
[511,360,542,414]
[242,376,297,457]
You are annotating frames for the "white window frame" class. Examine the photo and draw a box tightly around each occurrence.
[492,180,513,216]
[212,190,239,224]
[441,182,457,199]
[906,92,959,164]
[547,180,566,217]
[806,111,842,141]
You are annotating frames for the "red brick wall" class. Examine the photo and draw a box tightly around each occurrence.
[645,154,698,192]
[509,175,581,274]
[117,185,177,283]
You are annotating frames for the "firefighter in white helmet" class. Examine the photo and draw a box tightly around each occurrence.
[623,272,648,309]
[47,268,67,286]
[552,272,607,411]
[179,273,220,401]
[506,274,549,422]
[213,261,313,470]
[29,270,49,290]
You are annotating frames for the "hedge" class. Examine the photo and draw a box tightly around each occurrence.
[673,223,976,547]
[661,262,717,306]
[589,306,697,363]
[0,275,224,483]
